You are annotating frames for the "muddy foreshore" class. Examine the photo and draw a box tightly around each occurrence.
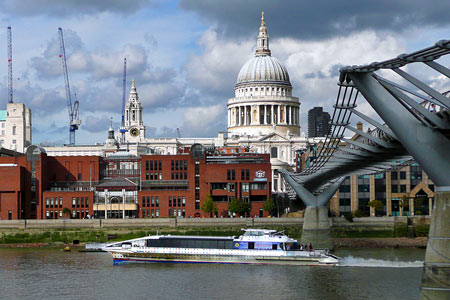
[334,237,427,249]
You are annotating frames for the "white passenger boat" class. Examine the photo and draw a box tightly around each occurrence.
[103,229,339,266]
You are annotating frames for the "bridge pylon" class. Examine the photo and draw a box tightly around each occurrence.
[281,171,344,249]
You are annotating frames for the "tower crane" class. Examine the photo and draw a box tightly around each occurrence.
[7,26,13,103]
[119,57,127,143]
[58,27,81,145]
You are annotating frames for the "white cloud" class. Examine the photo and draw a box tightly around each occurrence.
[185,28,253,94]
[182,104,225,137]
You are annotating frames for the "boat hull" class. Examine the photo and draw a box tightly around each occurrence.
[109,250,338,266]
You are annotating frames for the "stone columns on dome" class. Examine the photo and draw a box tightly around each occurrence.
[238,106,242,126]
[271,105,274,124]
[277,106,281,124]
[244,106,247,126]
[264,105,267,124]
[289,106,293,125]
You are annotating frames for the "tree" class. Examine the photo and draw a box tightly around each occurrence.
[201,194,217,217]
[368,200,383,216]
[228,198,250,217]
[62,207,71,218]
[263,197,275,216]
[399,195,409,216]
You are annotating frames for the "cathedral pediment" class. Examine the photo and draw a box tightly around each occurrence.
[257,132,290,142]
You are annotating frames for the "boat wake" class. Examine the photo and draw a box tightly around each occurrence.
[339,256,423,268]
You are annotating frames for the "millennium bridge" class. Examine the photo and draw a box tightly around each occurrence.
[281,39,450,300]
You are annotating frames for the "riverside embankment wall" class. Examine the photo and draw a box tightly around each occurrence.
[0,216,430,244]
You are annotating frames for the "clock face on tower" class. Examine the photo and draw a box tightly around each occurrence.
[130,127,139,137]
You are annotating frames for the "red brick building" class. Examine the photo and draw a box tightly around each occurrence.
[0,145,272,219]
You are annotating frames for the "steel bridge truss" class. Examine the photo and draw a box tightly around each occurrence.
[282,39,450,205]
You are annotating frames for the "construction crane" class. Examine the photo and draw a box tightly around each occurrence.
[7,26,13,103]
[119,57,127,143]
[58,27,81,145]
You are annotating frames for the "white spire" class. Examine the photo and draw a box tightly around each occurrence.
[128,79,139,102]
[256,11,271,56]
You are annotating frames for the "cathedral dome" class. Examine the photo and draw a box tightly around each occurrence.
[235,11,291,87]
[237,55,290,86]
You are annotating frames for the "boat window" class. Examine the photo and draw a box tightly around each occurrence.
[272,244,278,250]
[248,242,254,249]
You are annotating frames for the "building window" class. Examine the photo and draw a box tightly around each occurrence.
[12,139,16,144]
[12,125,16,135]
[142,196,146,207]
[232,169,235,180]
[146,173,149,180]
[400,171,406,180]
[400,185,407,193]
[392,185,398,193]
[72,197,76,207]
[46,198,49,208]
[159,161,162,170]
[155,209,159,217]
[156,196,159,207]
[271,147,278,158]
[169,196,172,207]
[182,196,186,206]
[50,198,54,206]
[78,173,82,180]
[145,160,149,171]
[246,169,249,180]
[242,183,249,193]
[151,196,155,207]
[227,169,231,180]
[59,197,63,206]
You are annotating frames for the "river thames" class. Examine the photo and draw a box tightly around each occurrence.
[0,247,424,300]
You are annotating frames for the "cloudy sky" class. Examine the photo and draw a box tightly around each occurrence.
[0,0,449,145]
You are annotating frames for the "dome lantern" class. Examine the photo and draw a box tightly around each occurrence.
[256,11,271,57]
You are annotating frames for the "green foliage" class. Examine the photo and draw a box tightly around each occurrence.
[368,200,383,211]
[200,194,218,217]
[343,212,353,222]
[263,197,275,216]
[353,209,365,218]
[228,198,250,217]
[400,195,409,208]
[62,207,71,216]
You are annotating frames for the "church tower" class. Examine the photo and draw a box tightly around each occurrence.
[124,80,146,142]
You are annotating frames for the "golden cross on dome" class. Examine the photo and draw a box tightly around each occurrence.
[132,79,135,88]
[261,11,265,26]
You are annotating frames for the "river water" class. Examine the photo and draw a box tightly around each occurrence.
[0,247,424,300]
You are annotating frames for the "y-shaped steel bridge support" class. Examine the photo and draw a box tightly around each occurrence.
[282,172,344,249]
